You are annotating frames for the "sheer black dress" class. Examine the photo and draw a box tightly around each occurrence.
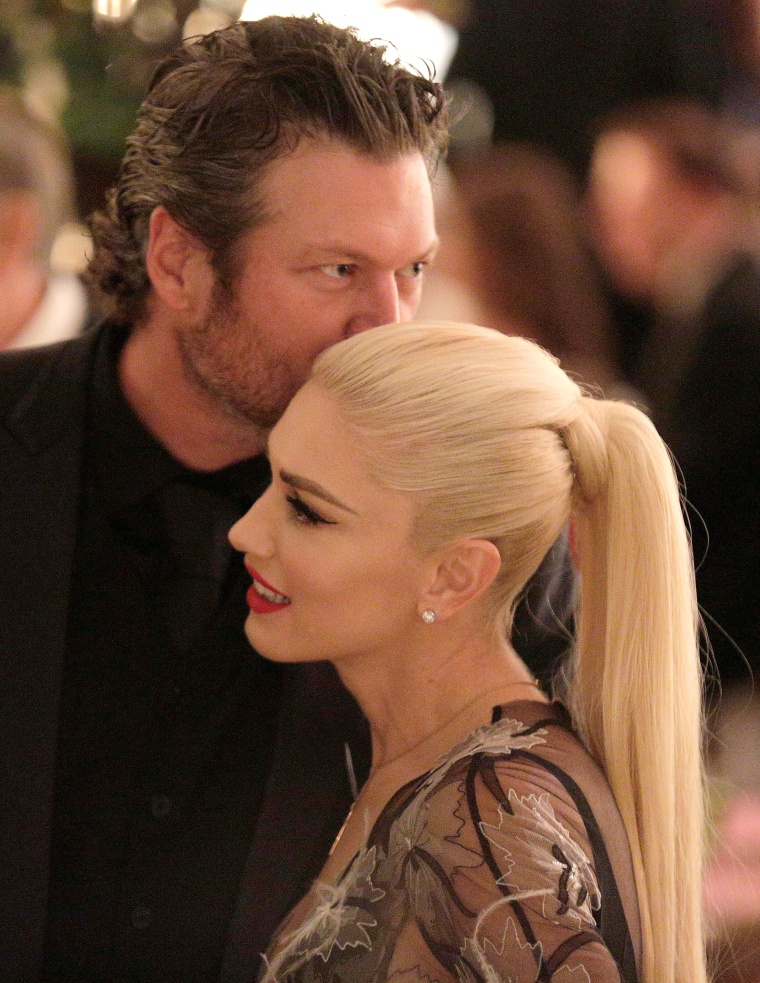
[258,700,641,983]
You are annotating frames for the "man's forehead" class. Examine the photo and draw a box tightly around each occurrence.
[253,138,437,255]
[260,137,432,202]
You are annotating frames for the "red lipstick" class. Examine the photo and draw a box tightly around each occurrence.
[245,563,291,615]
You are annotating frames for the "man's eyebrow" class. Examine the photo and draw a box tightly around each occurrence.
[302,239,440,264]
[280,468,358,515]
[421,238,441,261]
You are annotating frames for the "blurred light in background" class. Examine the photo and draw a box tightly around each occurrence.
[23,57,70,126]
[183,4,235,41]
[51,221,92,275]
[240,0,457,80]
[131,0,177,44]
[93,0,138,22]
[445,77,494,150]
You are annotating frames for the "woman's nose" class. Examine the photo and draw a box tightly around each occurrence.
[228,490,274,556]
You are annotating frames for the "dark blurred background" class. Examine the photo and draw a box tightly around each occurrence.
[0,0,750,217]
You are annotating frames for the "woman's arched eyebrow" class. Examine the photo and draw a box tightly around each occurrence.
[279,468,358,515]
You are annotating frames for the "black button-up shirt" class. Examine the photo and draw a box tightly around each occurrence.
[44,323,283,983]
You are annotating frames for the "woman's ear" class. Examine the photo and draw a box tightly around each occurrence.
[145,205,213,311]
[419,539,502,622]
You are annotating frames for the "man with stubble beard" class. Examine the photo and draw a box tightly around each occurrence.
[0,16,571,983]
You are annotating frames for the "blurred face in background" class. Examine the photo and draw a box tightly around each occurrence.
[584,128,675,301]
[0,189,45,349]
[586,124,740,306]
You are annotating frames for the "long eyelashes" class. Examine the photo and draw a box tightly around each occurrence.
[285,493,337,527]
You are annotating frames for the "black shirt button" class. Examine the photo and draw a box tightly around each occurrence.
[150,793,173,818]
[130,906,153,931]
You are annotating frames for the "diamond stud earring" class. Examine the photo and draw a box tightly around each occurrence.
[421,609,436,624]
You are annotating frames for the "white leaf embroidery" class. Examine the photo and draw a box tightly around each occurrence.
[481,791,600,928]
[261,847,385,981]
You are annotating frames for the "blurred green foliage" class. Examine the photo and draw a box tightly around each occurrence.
[0,0,175,159]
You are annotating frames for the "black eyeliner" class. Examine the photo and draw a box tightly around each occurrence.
[285,493,337,526]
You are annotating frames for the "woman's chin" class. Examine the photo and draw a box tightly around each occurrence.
[243,619,273,657]
[243,619,293,663]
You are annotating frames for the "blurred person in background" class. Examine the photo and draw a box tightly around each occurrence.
[0,86,93,350]
[584,98,760,689]
[417,143,625,393]
[450,143,622,394]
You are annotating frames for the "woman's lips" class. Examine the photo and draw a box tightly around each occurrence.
[245,564,291,614]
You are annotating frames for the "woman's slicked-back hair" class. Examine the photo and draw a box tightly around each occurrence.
[311,321,707,983]
[86,15,448,324]
[314,322,579,625]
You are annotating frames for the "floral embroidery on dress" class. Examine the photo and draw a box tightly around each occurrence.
[480,791,600,928]
[378,782,484,942]
[261,847,385,982]
[461,907,544,983]
[552,966,594,983]
[258,704,639,983]
[422,717,549,794]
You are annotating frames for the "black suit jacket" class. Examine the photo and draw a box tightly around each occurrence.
[0,331,371,982]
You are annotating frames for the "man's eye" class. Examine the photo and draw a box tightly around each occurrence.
[320,264,354,279]
[285,494,335,526]
[398,261,426,279]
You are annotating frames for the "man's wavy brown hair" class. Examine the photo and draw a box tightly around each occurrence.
[86,15,448,325]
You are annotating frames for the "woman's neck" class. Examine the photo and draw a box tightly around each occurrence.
[320,640,547,884]
[368,678,545,780]
[335,628,548,777]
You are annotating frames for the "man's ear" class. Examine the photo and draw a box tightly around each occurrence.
[419,539,502,622]
[144,205,213,311]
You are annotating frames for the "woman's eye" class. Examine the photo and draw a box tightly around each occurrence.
[285,494,335,526]
[320,263,354,279]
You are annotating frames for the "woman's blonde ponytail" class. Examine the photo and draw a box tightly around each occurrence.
[566,398,706,983]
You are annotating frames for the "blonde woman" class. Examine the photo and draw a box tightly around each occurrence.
[229,322,706,983]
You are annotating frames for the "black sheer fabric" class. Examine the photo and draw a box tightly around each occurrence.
[260,701,641,983]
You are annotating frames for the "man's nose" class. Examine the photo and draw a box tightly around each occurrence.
[346,275,401,335]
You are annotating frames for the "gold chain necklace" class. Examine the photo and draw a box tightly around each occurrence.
[368,679,543,779]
